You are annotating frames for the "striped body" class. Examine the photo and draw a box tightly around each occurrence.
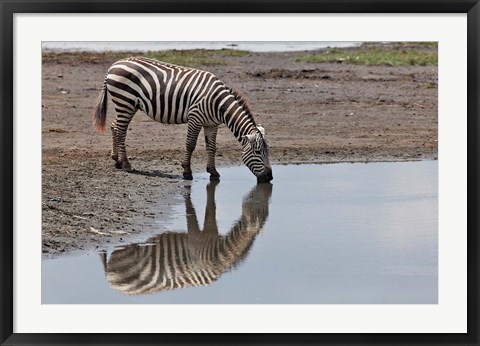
[103,182,272,295]
[107,58,223,125]
[93,57,273,182]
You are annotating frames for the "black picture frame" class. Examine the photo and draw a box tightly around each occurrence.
[1,1,478,345]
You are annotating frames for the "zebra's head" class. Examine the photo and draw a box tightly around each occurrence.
[242,125,273,183]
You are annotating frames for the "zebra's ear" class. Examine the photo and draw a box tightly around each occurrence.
[257,124,265,136]
[242,133,256,142]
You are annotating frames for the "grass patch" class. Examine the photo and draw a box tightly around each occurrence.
[421,81,437,89]
[141,49,250,66]
[42,49,250,67]
[402,41,438,47]
[294,47,438,66]
[214,49,251,57]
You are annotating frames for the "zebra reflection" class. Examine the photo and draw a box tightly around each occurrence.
[102,181,272,295]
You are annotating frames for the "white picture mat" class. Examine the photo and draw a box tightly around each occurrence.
[13,13,467,333]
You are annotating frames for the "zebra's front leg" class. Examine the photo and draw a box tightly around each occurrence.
[115,113,134,171]
[204,126,220,181]
[181,121,202,180]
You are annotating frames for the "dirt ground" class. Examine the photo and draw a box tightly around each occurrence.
[42,44,438,258]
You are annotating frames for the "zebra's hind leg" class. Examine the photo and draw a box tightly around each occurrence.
[114,112,135,171]
[204,126,220,181]
[110,121,118,162]
[181,120,202,180]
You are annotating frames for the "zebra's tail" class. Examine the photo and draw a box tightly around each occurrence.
[92,76,108,133]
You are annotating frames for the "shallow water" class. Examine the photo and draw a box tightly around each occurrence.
[42,41,361,53]
[42,161,438,304]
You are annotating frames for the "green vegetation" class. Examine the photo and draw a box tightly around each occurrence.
[294,46,438,66]
[402,41,438,47]
[42,49,250,67]
[140,49,250,66]
[421,81,438,89]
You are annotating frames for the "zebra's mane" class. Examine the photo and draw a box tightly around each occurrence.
[228,87,257,126]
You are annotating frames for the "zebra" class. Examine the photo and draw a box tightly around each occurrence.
[101,181,272,295]
[92,57,273,183]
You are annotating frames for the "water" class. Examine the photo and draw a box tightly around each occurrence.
[42,161,438,304]
[42,41,361,53]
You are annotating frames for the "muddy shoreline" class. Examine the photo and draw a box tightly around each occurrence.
[42,43,438,258]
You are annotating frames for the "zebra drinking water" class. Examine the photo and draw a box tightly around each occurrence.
[92,57,273,183]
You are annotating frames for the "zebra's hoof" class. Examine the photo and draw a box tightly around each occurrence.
[207,168,220,178]
[183,173,193,180]
[209,175,220,181]
[115,161,122,169]
[121,161,132,172]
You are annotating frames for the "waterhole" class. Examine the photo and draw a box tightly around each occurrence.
[42,161,438,304]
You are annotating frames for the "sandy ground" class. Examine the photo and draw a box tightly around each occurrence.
[42,44,438,258]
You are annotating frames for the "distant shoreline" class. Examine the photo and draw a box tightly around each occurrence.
[41,41,363,53]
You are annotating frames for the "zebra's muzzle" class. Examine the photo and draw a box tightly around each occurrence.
[257,167,273,183]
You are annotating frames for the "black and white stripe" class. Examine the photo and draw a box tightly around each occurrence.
[93,57,273,182]
[102,182,272,295]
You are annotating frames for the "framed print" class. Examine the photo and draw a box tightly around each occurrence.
[1,0,479,345]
